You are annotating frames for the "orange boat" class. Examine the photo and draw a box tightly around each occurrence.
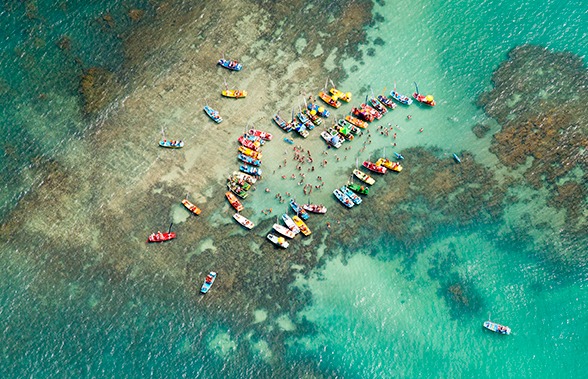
[345,115,368,129]
[226,191,244,212]
[376,157,402,172]
[318,91,341,108]
[182,199,202,215]
[292,215,311,236]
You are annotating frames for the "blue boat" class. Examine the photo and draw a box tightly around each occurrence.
[394,152,404,160]
[240,164,262,177]
[218,58,243,71]
[289,199,309,220]
[238,153,261,166]
[297,112,315,130]
[307,102,330,117]
[284,138,294,144]
[273,114,293,132]
[390,86,413,105]
[340,186,362,205]
[159,139,184,148]
[483,320,511,335]
[453,153,461,163]
[333,189,354,208]
[200,272,217,294]
[204,105,223,123]
[294,123,309,138]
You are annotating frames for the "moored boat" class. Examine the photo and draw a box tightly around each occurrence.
[204,105,223,123]
[238,145,262,159]
[376,157,402,172]
[273,223,296,239]
[353,169,376,185]
[307,102,330,117]
[360,103,382,120]
[227,182,248,199]
[377,95,397,109]
[182,199,202,215]
[238,153,261,166]
[232,171,257,184]
[341,186,362,205]
[394,152,404,160]
[267,233,289,248]
[345,115,369,129]
[390,89,413,105]
[218,58,242,71]
[222,89,247,98]
[238,135,261,151]
[200,272,217,294]
[284,138,294,144]
[289,199,309,220]
[302,202,327,214]
[368,96,388,115]
[483,320,511,335]
[147,231,176,243]
[240,164,262,177]
[321,131,342,149]
[413,82,436,106]
[233,213,254,229]
[329,87,352,102]
[159,139,184,148]
[281,214,301,235]
[333,188,354,208]
[228,175,251,191]
[303,109,322,126]
[226,191,244,212]
[292,215,311,236]
[363,161,387,174]
[351,107,375,122]
[318,91,342,108]
[294,123,310,138]
[453,153,461,163]
[248,129,273,141]
[347,183,369,195]
[273,113,293,132]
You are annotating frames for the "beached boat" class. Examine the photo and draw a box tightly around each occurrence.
[182,199,202,215]
[345,115,369,129]
[302,202,327,214]
[292,215,311,236]
[248,129,273,141]
[238,135,261,151]
[318,91,342,108]
[321,131,342,149]
[363,161,387,174]
[351,107,375,122]
[273,113,293,132]
[218,58,243,71]
[341,186,362,205]
[204,105,223,123]
[333,189,354,208]
[272,223,296,239]
[377,95,397,109]
[353,169,376,185]
[483,320,511,335]
[376,157,402,172]
[368,96,388,115]
[307,102,330,117]
[147,231,176,243]
[281,214,301,235]
[222,89,247,98]
[238,146,262,160]
[238,153,261,166]
[159,139,184,148]
[240,164,262,177]
[289,199,309,220]
[232,171,257,184]
[227,182,248,199]
[413,82,436,106]
[390,89,413,105]
[360,103,382,120]
[233,213,254,229]
[226,191,244,212]
[200,272,217,294]
[453,153,461,163]
[347,183,369,195]
[329,87,352,102]
[267,233,289,248]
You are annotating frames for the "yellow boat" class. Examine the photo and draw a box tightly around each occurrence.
[376,157,402,172]
[329,87,352,102]
[222,89,247,98]
[238,145,262,160]
[292,215,311,236]
[318,91,342,108]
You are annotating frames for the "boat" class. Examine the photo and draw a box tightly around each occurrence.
[307,102,330,117]
[273,113,293,132]
[329,87,352,102]
[375,157,402,172]
[345,115,369,129]
[281,214,301,235]
[241,133,265,145]
[377,95,397,109]
[333,189,354,208]
[289,199,309,220]
[233,213,254,229]
[248,129,273,141]
[292,215,311,236]
[302,202,327,214]
[222,89,247,98]
[204,105,223,123]
[272,223,296,239]
[318,91,342,108]
[284,138,294,144]
[159,139,184,148]
[294,123,310,138]
[336,119,355,140]
[232,171,257,184]
[182,199,202,215]
[483,320,511,335]
[200,272,217,294]
[303,109,322,126]
[351,107,375,122]
[321,131,342,149]
[360,103,382,120]
[147,231,176,243]
[390,89,413,105]
[238,153,261,166]
[413,82,436,106]
[227,182,248,199]
[363,160,387,174]
[353,168,376,185]
[240,164,262,177]
[453,153,461,163]
[394,152,404,160]
[267,233,289,248]
[218,58,242,71]
[368,95,388,115]
[347,182,369,195]
[225,191,244,212]
[238,145,262,159]
[238,135,261,151]
[341,186,362,205]
[228,175,251,191]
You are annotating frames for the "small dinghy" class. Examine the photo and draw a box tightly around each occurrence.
[483,320,511,335]
[200,272,217,294]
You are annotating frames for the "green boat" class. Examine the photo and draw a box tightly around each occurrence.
[348,183,369,195]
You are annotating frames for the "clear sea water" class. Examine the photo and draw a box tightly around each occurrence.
[1,0,586,378]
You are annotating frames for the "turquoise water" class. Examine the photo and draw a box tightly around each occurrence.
[1,0,587,377]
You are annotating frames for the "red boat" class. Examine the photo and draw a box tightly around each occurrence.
[226,191,244,212]
[248,129,273,141]
[413,82,436,106]
[360,103,382,120]
[147,231,176,243]
[351,107,375,122]
[238,135,261,151]
[363,161,387,174]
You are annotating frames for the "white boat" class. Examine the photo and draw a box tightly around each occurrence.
[281,214,300,235]
[200,272,217,294]
[333,189,354,208]
[483,320,511,335]
[233,213,254,229]
[320,131,342,149]
[273,223,296,239]
[341,186,362,205]
[232,171,257,184]
[267,233,289,248]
